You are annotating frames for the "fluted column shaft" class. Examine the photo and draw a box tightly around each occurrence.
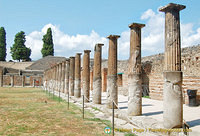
[74,53,82,98]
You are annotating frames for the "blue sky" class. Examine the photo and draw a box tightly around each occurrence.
[0,0,200,61]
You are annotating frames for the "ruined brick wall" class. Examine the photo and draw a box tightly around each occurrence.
[3,75,11,86]
[14,75,22,86]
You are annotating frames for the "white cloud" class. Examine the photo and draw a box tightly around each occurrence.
[24,9,200,61]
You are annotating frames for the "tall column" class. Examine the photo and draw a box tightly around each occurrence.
[93,43,104,104]
[56,65,59,92]
[159,3,185,128]
[107,35,120,109]
[69,57,75,96]
[74,53,82,98]
[127,23,145,116]
[82,50,91,102]
[59,63,62,93]
[65,59,70,94]
[62,61,66,93]
[90,70,93,91]
[102,68,107,92]
[22,75,25,87]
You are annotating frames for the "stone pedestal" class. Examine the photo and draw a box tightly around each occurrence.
[74,53,82,98]
[82,50,91,102]
[69,57,75,96]
[107,35,120,109]
[127,23,145,116]
[163,71,183,128]
[65,59,70,94]
[93,43,103,104]
[159,3,185,128]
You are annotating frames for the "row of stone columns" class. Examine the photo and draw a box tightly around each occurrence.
[43,2,185,129]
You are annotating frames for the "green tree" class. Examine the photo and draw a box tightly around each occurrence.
[0,27,7,61]
[10,31,31,62]
[41,28,54,57]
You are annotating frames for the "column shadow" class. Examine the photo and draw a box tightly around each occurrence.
[143,111,163,116]
[187,119,200,127]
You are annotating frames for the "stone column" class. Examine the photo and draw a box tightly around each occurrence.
[82,50,91,102]
[59,63,62,93]
[69,57,75,96]
[90,70,93,91]
[62,61,66,93]
[159,3,185,128]
[65,59,70,94]
[107,35,120,109]
[102,68,107,92]
[93,43,104,104]
[127,23,145,116]
[74,53,82,98]
[56,64,59,92]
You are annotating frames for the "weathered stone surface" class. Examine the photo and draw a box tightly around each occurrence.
[65,59,70,94]
[82,50,91,102]
[107,35,120,109]
[74,53,82,98]
[163,71,183,128]
[128,74,142,116]
[128,23,145,116]
[69,57,75,96]
[93,43,103,104]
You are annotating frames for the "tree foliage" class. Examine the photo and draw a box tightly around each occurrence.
[10,31,31,62]
[0,27,7,61]
[41,28,54,57]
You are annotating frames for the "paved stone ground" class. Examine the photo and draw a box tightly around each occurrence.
[51,90,200,136]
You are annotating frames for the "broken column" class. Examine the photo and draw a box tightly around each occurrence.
[74,53,82,98]
[69,57,75,96]
[65,59,70,94]
[93,43,104,104]
[127,23,145,116]
[82,50,91,102]
[107,35,120,109]
[159,3,185,128]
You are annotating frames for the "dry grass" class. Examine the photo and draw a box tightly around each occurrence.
[0,87,111,136]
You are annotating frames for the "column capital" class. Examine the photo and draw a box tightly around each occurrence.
[95,43,104,47]
[66,58,70,61]
[107,35,120,39]
[129,23,145,29]
[70,56,75,59]
[159,3,186,12]
[84,50,91,53]
[76,53,82,56]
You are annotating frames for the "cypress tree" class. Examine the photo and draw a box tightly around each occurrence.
[10,31,31,62]
[0,27,6,61]
[41,28,54,57]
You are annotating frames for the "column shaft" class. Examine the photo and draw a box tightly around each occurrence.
[65,59,70,94]
[82,50,91,102]
[107,35,120,109]
[74,53,82,98]
[159,3,185,128]
[128,23,145,116]
[69,57,75,96]
[93,44,103,104]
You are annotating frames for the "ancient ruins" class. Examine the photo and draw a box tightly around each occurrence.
[0,2,200,135]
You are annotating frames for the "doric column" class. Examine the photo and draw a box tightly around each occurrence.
[59,63,62,93]
[62,61,66,93]
[65,59,70,94]
[22,75,25,87]
[127,23,145,116]
[74,53,82,98]
[56,65,59,92]
[159,3,185,128]
[107,35,120,109]
[82,50,91,102]
[69,57,75,96]
[93,43,104,104]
